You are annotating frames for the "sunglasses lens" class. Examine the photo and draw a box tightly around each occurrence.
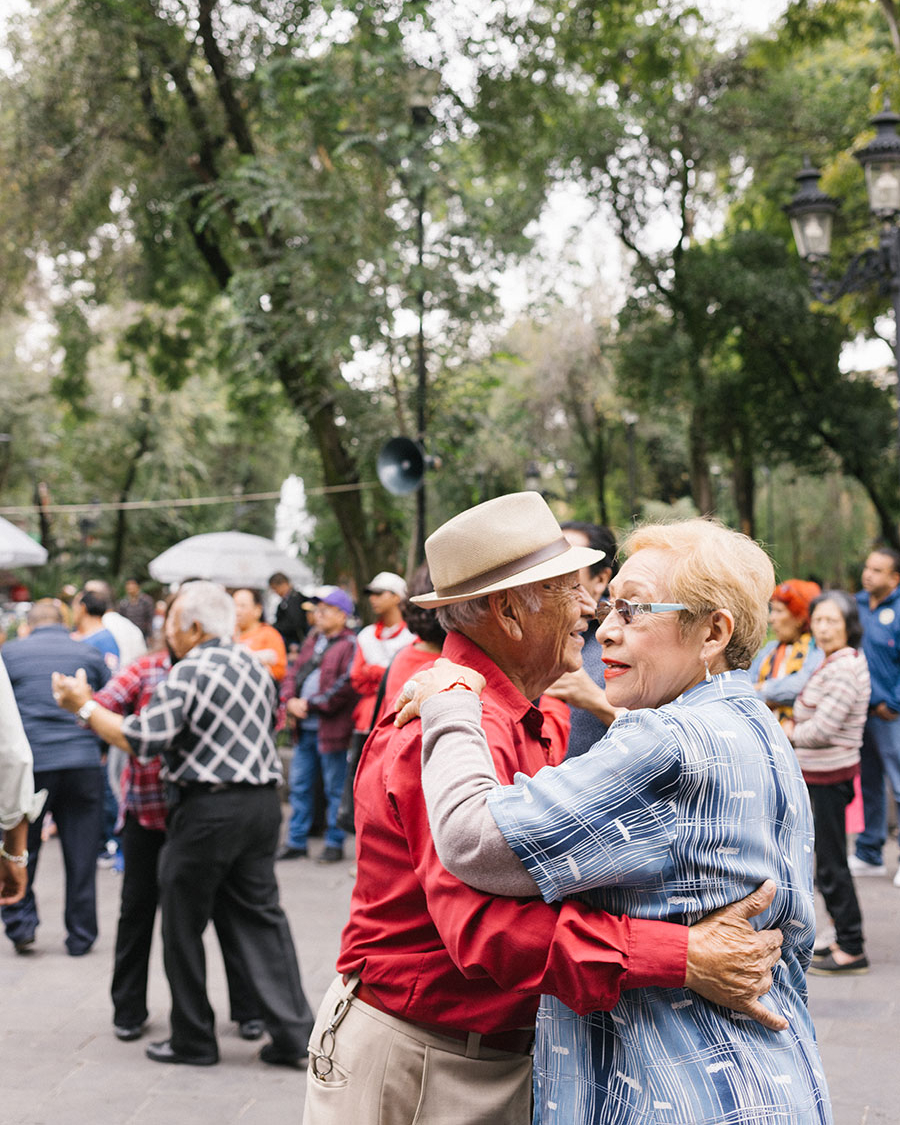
[614,599,633,624]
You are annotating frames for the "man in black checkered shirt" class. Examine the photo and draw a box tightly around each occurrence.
[52,580,314,1069]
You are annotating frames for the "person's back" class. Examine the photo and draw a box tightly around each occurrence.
[516,675,827,1123]
[3,624,110,767]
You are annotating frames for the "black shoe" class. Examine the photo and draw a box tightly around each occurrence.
[808,952,869,976]
[259,1042,308,1069]
[812,943,833,960]
[146,1039,219,1066]
[238,1019,265,1041]
[276,845,308,860]
[114,1023,146,1042]
[316,846,343,864]
[13,936,35,955]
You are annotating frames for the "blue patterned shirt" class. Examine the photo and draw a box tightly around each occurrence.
[488,670,832,1125]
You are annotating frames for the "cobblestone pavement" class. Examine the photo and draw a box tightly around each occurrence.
[2,828,896,1123]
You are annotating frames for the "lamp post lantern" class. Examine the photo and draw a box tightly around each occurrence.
[785,98,900,498]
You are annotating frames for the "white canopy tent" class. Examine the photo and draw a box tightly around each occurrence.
[148,531,314,591]
[0,516,48,568]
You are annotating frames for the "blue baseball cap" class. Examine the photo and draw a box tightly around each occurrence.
[316,586,354,616]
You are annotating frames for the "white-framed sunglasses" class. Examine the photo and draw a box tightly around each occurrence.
[594,599,687,625]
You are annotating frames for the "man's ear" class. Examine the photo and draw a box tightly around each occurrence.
[489,589,525,641]
[700,608,735,666]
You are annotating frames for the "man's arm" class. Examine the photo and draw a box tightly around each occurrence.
[0,816,30,905]
[51,668,133,752]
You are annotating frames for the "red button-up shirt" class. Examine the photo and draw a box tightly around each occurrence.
[337,632,688,1035]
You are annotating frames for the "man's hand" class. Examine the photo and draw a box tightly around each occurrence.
[685,880,787,1032]
[286,697,309,720]
[0,857,28,905]
[51,667,93,713]
[874,702,898,722]
[0,819,29,905]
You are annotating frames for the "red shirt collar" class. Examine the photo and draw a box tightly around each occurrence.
[443,631,547,745]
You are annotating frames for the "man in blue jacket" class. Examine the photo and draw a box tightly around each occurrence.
[1,601,110,954]
[853,548,900,883]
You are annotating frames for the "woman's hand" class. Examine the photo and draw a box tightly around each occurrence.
[393,658,485,727]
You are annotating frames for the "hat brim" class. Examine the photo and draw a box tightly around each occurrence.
[409,545,605,608]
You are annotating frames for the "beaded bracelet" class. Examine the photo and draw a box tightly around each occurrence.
[0,843,29,867]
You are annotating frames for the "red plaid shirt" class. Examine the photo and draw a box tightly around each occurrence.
[94,651,171,832]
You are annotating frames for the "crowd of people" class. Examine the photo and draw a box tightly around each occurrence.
[1,502,898,1124]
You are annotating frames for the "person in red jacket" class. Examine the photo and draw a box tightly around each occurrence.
[349,571,414,738]
[278,588,358,864]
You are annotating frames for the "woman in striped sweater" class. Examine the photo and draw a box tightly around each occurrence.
[783,590,871,976]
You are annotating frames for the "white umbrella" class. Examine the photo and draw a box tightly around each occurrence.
[0,516,48,568]
[148,531,315,590]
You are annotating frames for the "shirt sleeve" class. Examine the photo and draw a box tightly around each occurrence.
[121,670,189,760]
[393,714,688,1014]
[94,661,142,716]
[487,709,682,904]
[0,660,45,829]
[792,659,871,748]
[420,692,539,896]
[755,644,823,706]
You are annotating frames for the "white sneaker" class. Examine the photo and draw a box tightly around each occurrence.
[847,853,887,877]
[893,868,900,889]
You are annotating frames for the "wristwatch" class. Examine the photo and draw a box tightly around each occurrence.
[75,699,98,728]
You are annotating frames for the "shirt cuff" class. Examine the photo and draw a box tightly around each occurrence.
[621,917,688,990]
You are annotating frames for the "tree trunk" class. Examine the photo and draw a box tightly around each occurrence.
[731,435,755,539]
[688,401,713,515]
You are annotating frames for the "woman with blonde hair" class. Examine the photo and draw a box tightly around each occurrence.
[396,518,831,1125]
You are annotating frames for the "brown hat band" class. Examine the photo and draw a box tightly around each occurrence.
[436,536,574,598]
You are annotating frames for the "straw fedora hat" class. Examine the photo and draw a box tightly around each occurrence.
[410,492,605,608]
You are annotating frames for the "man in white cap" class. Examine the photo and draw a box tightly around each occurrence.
[349,570,414,739]
[302,492,786,1125]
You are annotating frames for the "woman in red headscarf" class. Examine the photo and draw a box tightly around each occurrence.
[750,578,824,722]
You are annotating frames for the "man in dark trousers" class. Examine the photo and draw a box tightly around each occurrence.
[1,601,110,956]
[52,580,314,1068]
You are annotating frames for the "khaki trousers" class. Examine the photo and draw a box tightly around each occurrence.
[302,975,533,1125]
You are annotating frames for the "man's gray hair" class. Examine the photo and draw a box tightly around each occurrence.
[436,581,543,634]
[175,581,236,639]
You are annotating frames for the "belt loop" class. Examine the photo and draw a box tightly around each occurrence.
[338,973,360,1002]
[464,1031,482,1059]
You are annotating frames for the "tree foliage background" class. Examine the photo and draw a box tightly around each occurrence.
[1,0,899,595]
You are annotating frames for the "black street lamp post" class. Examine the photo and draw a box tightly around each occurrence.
[406,65,440,566]
[785,99,900,492]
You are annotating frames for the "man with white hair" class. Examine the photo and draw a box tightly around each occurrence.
[52,581,314,1070]
[303,492,787,1125]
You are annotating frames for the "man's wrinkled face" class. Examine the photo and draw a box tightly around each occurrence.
[520,572,594,684]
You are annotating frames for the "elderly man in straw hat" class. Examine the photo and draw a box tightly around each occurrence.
[303,493,785,1125]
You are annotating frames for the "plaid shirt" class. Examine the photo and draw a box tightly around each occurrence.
[121,639,282,786]
[94,651,171,832]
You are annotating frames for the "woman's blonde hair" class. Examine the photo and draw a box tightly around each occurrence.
[620,519,774,669]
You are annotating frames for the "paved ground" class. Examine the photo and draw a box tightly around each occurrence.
[2,826,897,1124]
